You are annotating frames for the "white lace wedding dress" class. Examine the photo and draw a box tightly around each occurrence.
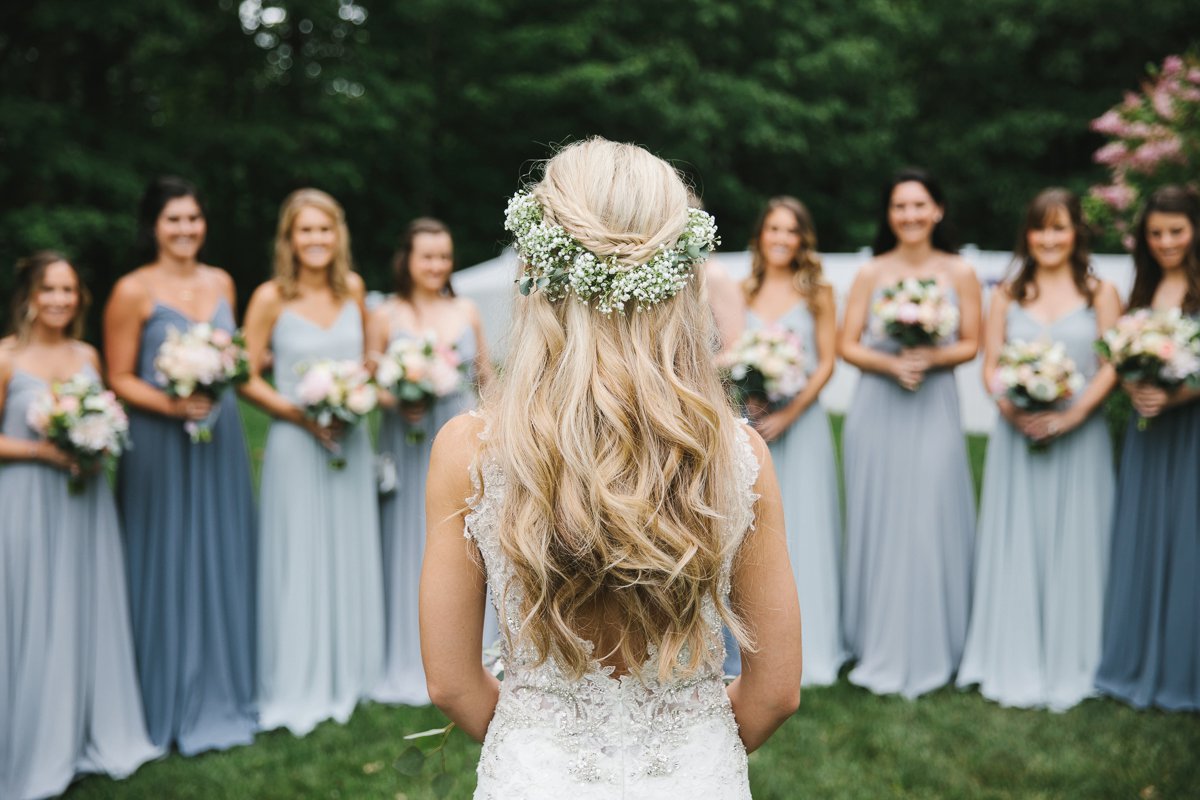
[464,426,760,799]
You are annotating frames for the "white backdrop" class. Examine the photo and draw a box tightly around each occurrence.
[448,248,1134,434]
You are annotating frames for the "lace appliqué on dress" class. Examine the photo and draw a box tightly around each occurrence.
[463,422,760,798]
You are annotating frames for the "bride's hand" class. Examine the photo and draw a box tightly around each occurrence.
[754,409,795,443]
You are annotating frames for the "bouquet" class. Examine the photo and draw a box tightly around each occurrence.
[154,322,250,443]
[992,339,1086,451]
[295,359,378,469]
[374,334,467,444]
[26,375,130,494]
[716,328,807,417]
[1096,308,1200,428]
[871,278,960,348]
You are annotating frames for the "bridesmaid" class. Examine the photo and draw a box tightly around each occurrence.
[240,188,385,733]
[367,218,493,704]
[104,177,257,753]
[838,168,981,699]
[741,196,844,686]
[0,252,160,799]
[957,189,1119,711]
[1096,185,1200,711]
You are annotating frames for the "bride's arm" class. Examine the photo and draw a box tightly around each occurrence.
[420,414,500,741]
[725,428,802,753]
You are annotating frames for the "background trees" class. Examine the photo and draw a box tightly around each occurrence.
[1,0,1196,334]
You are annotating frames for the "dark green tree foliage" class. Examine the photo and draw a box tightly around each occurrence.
[0,0,1196,337]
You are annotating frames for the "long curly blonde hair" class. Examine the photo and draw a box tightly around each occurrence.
[483,138,751,681]
[272,188,353,300]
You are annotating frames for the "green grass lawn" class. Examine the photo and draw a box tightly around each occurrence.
[64,404,1199,800]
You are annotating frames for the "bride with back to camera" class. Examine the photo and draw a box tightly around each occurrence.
[419,138,802,798]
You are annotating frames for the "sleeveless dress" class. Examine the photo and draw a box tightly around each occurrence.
[1096,314,1200,711]
[373,325,477,705]
[957,303,1113,710]
[744,304,845,686]
[118,299,258,754]
[256,302,386,735]
[842,286,976,699]
[1,365,161,800]
[465,423,759,799]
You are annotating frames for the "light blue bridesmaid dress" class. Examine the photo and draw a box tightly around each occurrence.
[118,298,258,754]
[256,301,385,735]
[1096,313,1200,711]
[373,325,481,705]
[957,302,1113,710]
[842,287,976,699]
[744,303,846,686]
[1,364,161,800]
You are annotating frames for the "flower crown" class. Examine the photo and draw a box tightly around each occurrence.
[504,191,720,315]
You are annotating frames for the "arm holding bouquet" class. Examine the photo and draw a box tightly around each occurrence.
[238,281,341,451]
[755,283,835,442]
[1021,282,1120,443]
[0,350,74,469]
[104,272,213,421]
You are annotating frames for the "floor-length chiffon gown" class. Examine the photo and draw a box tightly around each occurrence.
[2,365,162,800]
[745,304,845,686]
[256,302,385,735]
[373,326,477,705]
[1096,317,1200,710]
[957,303,1113,710]
[842,288,976,699]
[118,299,258,754]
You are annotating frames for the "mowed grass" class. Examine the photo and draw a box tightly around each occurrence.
[66,403,1199,800]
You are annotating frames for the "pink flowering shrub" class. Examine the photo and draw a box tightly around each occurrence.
[1085,54,1200,250]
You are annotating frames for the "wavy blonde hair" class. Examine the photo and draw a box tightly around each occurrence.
[272,188,353,300]
[483,138,752,681]
[743,195,828,305]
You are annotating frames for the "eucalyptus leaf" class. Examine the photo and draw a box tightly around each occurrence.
[432,772,456,798]
[393,746,425,777]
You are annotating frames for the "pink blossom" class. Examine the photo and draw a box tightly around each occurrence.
[1091,109,1129,135]
[1188,68,1200,85]
[1122,233,1136,252]
[1151,86,1176,120]
[59,395,81,414]
[1121,91,1142,111]
[1157,339,1177,360]
[1093,141,1128,166]
[1128,137,1184,173]
[1162,55,1184,78]
[210,329,232,347]
[297,367,335,405]
[1091,183,1137,212]
[897,303,920,325]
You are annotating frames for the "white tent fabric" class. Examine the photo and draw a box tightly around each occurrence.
[449,248,1134,434]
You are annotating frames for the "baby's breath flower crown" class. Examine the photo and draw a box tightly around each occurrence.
[504,191,720,315]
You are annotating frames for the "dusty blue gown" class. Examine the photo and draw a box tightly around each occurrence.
[957,303,1113,710]
[1096,312,1200,711]
[842,287,976,699]
[2,365,161,800]
[118,299,258,754]
[373,326,479,705]
[744,303,845,686]
[256,302,385,734]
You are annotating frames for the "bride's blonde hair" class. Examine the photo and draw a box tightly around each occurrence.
[483,138,751,680]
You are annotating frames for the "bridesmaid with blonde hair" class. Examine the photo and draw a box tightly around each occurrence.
[240,188,385,734]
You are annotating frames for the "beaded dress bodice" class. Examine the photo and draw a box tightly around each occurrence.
[463,424,760,799]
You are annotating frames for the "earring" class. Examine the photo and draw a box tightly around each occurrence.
[25,305,37,322]
[934,215,943,223]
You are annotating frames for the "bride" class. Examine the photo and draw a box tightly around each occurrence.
[420,137,802,798]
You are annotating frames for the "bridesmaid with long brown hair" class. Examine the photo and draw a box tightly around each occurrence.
[367,217,492,704]
[1096,185,1200,711]
[738,196,844,685]
[1,252,159,798]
